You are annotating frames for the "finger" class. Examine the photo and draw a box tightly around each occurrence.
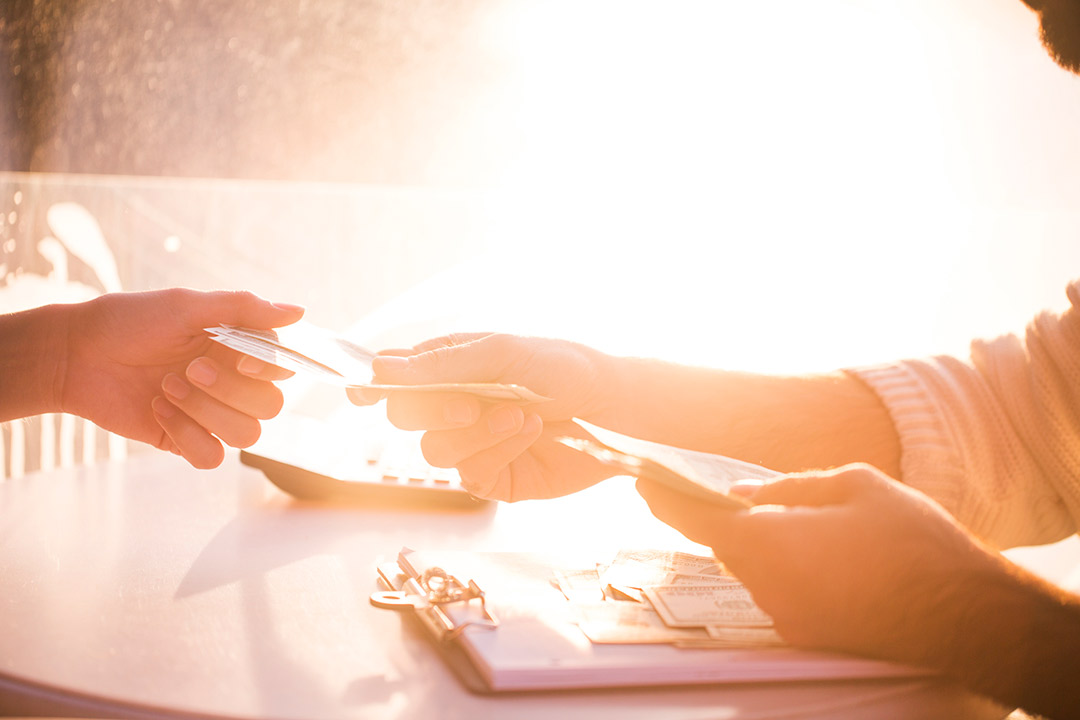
[750,464,875,508]
[160,372,263,448]
[635,481,747,548]
[367,336,491,368]
[176,288,306,330]
[235,354,295,382]
[151,396,226,469]
[346,385,387,406]
[384,391,484,431]
[408,333,493,354]
[455,413,544,500]
[371,333,514,385]
[419,404,526,467]
[184,357,285,420]
[149,426,183,457]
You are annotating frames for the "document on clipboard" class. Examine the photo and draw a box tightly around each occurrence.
[371,548,930,694]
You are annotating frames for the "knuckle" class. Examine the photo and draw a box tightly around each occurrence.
[230,289,260,306]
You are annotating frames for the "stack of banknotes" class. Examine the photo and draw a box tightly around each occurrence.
[553,549,784,649]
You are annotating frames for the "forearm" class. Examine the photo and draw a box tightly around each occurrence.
[0,303,71,422]
[588,353,901,477]
[929,556,1080,719]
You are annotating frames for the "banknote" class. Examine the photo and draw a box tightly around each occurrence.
[703,625,785,647]
[552,568,606,603]
[206,324,549,403]
[597,549,738,591]
[558,423,779,510]
[574,601,714,645]
[644,584,774,629]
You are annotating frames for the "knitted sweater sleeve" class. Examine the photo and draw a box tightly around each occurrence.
[848,280,1080,549]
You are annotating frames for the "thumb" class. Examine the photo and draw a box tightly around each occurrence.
[182,289,305,330]
[372,333,513,385]
[749,464,872,508]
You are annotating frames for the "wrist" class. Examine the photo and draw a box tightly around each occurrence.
[577,344,630,429]
[928,551,1080,717]
[0,302,73,421]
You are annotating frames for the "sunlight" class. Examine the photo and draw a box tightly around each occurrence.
[457,0,1080,374]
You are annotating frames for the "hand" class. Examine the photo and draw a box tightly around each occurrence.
[347,333,617,501]
[635,464,1006,666]
[61,288,304,469]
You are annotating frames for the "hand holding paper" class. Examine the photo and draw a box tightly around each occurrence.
[346,333,623,501]
[205,324,549,403]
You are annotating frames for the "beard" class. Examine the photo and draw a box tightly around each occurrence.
[1023,0,1080,73]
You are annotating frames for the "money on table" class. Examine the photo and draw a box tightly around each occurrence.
[551,549,783,649]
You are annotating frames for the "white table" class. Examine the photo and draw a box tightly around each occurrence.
[0,453,1010,719]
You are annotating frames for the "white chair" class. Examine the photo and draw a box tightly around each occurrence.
[1,197,127,480]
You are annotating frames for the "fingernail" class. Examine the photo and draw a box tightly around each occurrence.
[152,396,177,418]
[187,359,217,387]
[162,373,191,400]
[271,301,305,312]
[444,397,475,425]
[237,355,264,376]
[488,406,521,434]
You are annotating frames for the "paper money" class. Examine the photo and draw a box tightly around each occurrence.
[644,584,774,629]
[597,549,738,591]
[552,568,606,603]
[558,423,778,510]
[574,601,713,645]
[206,324,550,403]
[704,625,785,647]
[549,550,783,649]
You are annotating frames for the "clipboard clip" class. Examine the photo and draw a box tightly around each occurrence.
[371,565,499,641]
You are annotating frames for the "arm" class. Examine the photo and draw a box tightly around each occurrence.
[595,355,901,477]
[637,465,1080,719]
[0,302,69,422]
[1,289,304,469]
[849,280,1080,547]
[358,333,900,500]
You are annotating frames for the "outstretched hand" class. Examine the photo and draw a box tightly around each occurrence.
[61,288,304,469]
[347,333,618,501]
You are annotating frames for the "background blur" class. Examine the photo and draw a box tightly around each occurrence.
[2,0,1079,577]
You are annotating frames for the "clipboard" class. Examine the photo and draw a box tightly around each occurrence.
[370,548,930,694]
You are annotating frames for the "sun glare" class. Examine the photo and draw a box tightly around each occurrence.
[449,0,1080,374]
